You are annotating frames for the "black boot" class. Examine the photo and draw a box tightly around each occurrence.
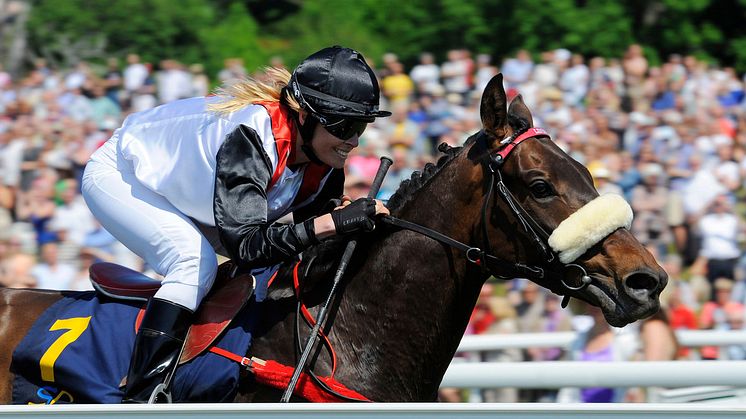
[122,298,192,403]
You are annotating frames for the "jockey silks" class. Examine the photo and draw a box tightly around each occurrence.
[83,98,342,311]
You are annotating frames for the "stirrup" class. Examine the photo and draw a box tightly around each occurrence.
[148,383,173,404]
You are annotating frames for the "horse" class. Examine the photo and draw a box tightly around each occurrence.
[0,74,667,403]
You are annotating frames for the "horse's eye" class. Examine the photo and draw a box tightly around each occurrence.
[530,181,553,198]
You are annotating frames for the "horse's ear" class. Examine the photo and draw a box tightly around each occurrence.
[480,73,508,137]
[508,94,534,128]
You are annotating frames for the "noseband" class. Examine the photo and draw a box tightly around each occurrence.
[382,128,591,305]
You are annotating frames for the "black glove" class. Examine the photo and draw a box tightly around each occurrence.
[330,198,377,235]
[320,198,343,215]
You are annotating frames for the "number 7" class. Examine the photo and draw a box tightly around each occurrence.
[39,317,92,382]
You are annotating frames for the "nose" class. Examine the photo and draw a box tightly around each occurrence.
[345,134,360,147]
[623,268,668,300]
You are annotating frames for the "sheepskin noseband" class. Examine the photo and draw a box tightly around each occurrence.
[548,194,633,264]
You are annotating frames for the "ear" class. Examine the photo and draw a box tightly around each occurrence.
[480,73,508,137]
[508,94,534,128]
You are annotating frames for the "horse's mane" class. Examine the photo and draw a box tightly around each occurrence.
[387,115,529,212]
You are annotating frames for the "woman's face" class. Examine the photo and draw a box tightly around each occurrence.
[309,123,360,169]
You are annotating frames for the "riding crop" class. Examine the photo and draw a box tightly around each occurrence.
[281,156,393,403]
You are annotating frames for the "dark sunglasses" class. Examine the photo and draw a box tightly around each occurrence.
[314,114,367,141]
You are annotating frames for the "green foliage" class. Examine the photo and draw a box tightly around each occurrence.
[197,2,266,77]
[730,38,746,71]
[23,0,746,75]
[27,0,214,67]
[259,0,386,68]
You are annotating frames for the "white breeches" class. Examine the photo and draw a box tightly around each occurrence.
[82,157,217,311]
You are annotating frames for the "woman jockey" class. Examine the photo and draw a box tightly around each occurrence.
[81,46,391,403]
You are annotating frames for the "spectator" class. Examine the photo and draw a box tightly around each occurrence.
[49,178,96,246]
[189,64,209,97]
[103,57,123,105]
[30,240,76,290]
[699,278,745,359]
[131,63,157,112]
[481,296,521,403]
[514,281,545,333]
[630,163,670,254]
[639,310,678,361]
[696,194,745,297]
[0,64,11,89]
[16,177,57,248]
[89,83,121,130]
[69,247,112,291]
[381,61,414,107]
[0,251,37,288]
[590,166,623,195]
[123,54,148,102]
[558,304,638,403]
[217,58,247,86]
[420,85,453,152]
[533,51,559,89]
[156,59,192,103]
[441,49,471,101]
[559,54,590,107]
[409,52,440,96]
[502,49,534,90]
[723,305,746,360]
[666,281,698,359]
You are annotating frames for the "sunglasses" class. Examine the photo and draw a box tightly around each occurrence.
[314,114,367,141]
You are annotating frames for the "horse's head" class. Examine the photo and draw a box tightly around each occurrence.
[469,74,667,327]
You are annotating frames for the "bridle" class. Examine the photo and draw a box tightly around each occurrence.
[381,127,592,306]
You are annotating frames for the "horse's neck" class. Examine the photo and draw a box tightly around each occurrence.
[331,165,486,401]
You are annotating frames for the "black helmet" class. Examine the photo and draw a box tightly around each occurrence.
[290,46,391,123]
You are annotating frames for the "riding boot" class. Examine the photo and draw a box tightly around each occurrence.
[122,298,193,403]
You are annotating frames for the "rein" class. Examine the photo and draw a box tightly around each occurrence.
[384,128,591,306]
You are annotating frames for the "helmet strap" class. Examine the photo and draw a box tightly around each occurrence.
[298,115,325,166]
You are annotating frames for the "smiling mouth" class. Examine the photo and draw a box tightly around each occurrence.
[334,147,351,158]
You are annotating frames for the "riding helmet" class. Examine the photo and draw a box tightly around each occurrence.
[289,46,392,123]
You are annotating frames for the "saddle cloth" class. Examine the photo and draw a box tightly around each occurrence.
[11,279,261,404]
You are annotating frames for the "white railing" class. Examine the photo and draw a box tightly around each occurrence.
[1,403,745,419]
[448,330,746,403]
[441,361,746,388]
[455,330,746,352]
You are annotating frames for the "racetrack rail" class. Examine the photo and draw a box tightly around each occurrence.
[2,403,745,418]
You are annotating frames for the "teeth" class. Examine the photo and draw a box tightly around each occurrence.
[335,148,349,158]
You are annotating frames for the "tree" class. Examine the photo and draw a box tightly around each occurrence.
[26,0,214,69]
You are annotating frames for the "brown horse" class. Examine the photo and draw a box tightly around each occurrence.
[0,74,666,403]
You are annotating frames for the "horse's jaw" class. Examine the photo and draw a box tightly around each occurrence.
[583,278,663,327]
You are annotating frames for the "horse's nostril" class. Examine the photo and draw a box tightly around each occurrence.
[625,272,659,291]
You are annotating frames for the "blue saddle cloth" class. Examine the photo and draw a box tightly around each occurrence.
[11,291,258,404]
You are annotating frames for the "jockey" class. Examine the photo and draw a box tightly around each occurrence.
[81,46,391,403]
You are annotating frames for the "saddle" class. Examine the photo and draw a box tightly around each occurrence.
[89,261,254,364]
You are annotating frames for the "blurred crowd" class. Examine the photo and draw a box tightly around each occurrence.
[2,44,746,403]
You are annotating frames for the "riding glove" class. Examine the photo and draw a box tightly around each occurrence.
[331,198,377,235]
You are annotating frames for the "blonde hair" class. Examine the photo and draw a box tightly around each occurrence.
[207,66,302,115]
